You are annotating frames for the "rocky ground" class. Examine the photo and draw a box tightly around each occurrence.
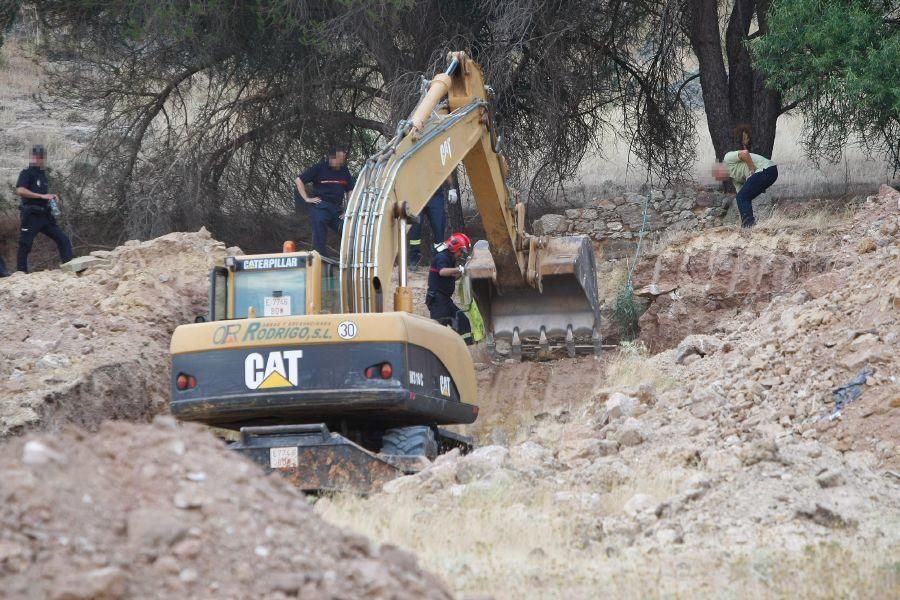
[0,187,897,599]
[0,230,227,435]
[318,185,900,598]
[0,419,449,599]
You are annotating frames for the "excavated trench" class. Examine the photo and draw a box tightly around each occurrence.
[631,231,838,351]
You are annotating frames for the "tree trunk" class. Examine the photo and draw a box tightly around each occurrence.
[685,0,734,161]
[684,0,783,161]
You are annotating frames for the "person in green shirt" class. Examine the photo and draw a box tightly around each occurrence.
[713,149,778,228]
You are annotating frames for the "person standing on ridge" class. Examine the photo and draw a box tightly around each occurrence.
[296,145,356,257]
[15,145,74,273]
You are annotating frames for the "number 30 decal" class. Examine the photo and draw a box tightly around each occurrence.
[338,321,358,340]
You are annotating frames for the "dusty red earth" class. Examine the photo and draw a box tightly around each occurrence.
[0,186,896,598]
[0,418,451,599]
[0,230,223,435]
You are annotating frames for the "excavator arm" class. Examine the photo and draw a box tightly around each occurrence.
[340,51,601,359]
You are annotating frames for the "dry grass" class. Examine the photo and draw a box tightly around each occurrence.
[602,341,675,391]
[318,466,899,599]
[643,228,697,256]
[0,39,42,101]
[574,113,896,200]
[0,37,82,188]
[754,206,854,235]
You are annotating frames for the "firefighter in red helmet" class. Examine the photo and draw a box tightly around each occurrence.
[425,232,473,343]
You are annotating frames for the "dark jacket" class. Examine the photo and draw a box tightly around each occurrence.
[298,161,355,206]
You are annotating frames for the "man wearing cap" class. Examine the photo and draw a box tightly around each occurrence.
[15,146,74,273]
[295,146,355,257]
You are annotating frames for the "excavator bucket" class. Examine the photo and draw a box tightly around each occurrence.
[468,235,602,360]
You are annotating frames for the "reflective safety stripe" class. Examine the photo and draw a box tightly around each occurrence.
[409,239,422,245]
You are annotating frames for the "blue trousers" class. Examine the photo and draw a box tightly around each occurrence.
[408,190,446,264]
[736,166,778,228]
[17,206,73,272]
[310,203,343,257]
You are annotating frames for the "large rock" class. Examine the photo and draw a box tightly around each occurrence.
[51,567,127,600]
[455,445,509,483]
[614,418,645,447]
[623,493,658,517]
[674,335,723,365]
[535,214,568,235]
[688,388,726,419]
[60,255,109,273]
[605,393,637,419]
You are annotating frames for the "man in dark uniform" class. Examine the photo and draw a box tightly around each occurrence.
[295,146,355,257]
[408,177,453,271]
[15,146,73,273]
[426,232,473,343]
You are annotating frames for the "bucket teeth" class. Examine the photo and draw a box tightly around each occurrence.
[566,325,576,358]
[469,234,601,360]
[538,327,549,359]
[486,331,498,361]
[592,327,602,358]
[511,328,522,362]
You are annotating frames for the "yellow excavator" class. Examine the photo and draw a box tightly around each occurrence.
[169,51,600,492]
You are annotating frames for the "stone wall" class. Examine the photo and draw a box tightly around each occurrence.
[533,187,766,258]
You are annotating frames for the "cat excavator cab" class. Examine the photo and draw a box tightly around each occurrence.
[169,51,601,493]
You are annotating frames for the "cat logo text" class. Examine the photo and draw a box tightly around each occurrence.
[244,350,303,390]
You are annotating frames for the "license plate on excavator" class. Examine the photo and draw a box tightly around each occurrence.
[269,446,299,468]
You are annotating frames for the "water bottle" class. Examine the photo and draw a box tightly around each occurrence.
[49,197,61,218]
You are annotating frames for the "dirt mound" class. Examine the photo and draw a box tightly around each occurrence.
[0,230,226,435]
[632,222,843,351]
[654,183,900,463]
[318,187,900,598]
[0,418,450,599]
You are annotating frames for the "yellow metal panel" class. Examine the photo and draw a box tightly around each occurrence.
[170,312,477,405]
[307,252,321,315]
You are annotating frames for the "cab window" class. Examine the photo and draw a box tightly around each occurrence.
[321,259,341,314]
[234,268,306,318]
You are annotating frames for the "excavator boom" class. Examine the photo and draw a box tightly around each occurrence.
[340,51,601,359]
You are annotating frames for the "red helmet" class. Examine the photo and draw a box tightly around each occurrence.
[445,232,471,255]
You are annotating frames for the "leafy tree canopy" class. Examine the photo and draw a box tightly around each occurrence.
[754,0,900,169]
